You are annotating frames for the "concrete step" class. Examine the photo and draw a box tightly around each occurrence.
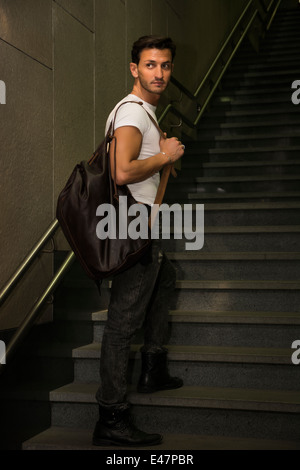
[23,426,300,450]
[275,10,300,17]
[50,381,300,415]
[213,95,296,112]
[268,27,300,36]
[213,132,300,148]
[54,307,300,349]
[269,22,300,32]
[199,146,300,163]
[188,135,300,151]
[167,251,300,281]
[212,100,297,115]
[153,200,300,226]
[165,171,300,196]
[201,225,300,252]
[194,175,300,194]
[267,15,300,26]
[215,87,291,102]
[221,84,297,99]
[173,279,300,311]
[247,38,300,52]
[72,343,300,389]
[265,30,300,39]
[56,224,300,255]
[205,160,300,177]
[183,145,300,163]
[224,66,300,80]
[234,49,300,66]
[190,160,300,177]
[92,308,300,348]
[53,277,300,317]
[197,120,300,138]
[21,425,300,450]
[262,38,300,49]
[201,107,299,124]
[274,25,300,32]
[48,383,300,440]
[221,75,299,90]
[159,224,300,253]
[230,59,300,73]
[203,201,300,225]
[187,191,300,203]
[90,308,300,326]
[185,139,300,152]
[260,42,300,53]
[273,12,300,24]
[170,168,300,182]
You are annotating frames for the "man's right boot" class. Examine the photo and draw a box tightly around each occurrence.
[137,348,183,393]
[92,405,162,447]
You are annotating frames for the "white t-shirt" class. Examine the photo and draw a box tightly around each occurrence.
[105,94,160,206]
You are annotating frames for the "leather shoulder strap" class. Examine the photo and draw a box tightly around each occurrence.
[110,100,165,138]
[109,100,172,206]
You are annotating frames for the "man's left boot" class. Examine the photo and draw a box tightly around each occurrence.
[137,348,183,393]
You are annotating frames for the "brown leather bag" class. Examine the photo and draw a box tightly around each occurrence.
[56,101,173,286]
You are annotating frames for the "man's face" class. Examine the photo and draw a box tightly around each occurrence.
[131,48,173,96]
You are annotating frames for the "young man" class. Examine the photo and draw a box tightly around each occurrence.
[93,36,185,447]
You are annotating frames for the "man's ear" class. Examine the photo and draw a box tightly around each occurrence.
[130,62,138,78]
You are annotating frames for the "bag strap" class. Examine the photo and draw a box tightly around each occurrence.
[109,100,175,210]
[110,100,165,138]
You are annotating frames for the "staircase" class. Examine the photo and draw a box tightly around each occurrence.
[21,7,300,450]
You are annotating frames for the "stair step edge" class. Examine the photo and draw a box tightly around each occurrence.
[206,147,300,155]
[188,192,300,199]
[202,160,300,168]
[225,69,300,78]
[175,280,300,290]
[21,426,300,450]
[182,201,300,209]
[202,225,300,233]
[49,383,300,412]
[166,252,300,260]
[91,308,300,325]
[195,176,300,183]
[72,343,295,364]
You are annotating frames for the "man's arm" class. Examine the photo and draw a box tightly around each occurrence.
[110,125,184,186]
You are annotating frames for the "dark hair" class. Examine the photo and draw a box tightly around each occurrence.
[131,35,176,65]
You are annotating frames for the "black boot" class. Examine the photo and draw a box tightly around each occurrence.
[92,405,162,447]
[137,348,183,393]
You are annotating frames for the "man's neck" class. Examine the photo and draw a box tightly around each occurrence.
[130,87,160,107]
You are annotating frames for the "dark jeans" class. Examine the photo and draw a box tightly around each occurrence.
[95,240,176,410]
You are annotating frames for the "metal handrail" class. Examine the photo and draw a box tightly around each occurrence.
[266,0,281,30]
[195,8,258,126]
[0,0,282,370]
[0,219,60,307]
[194,0,253,99]
[0,251,75,370]
[159,0,282,128]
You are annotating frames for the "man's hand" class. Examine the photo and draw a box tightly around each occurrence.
[110,126,184,186]
[159,135,185,163]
